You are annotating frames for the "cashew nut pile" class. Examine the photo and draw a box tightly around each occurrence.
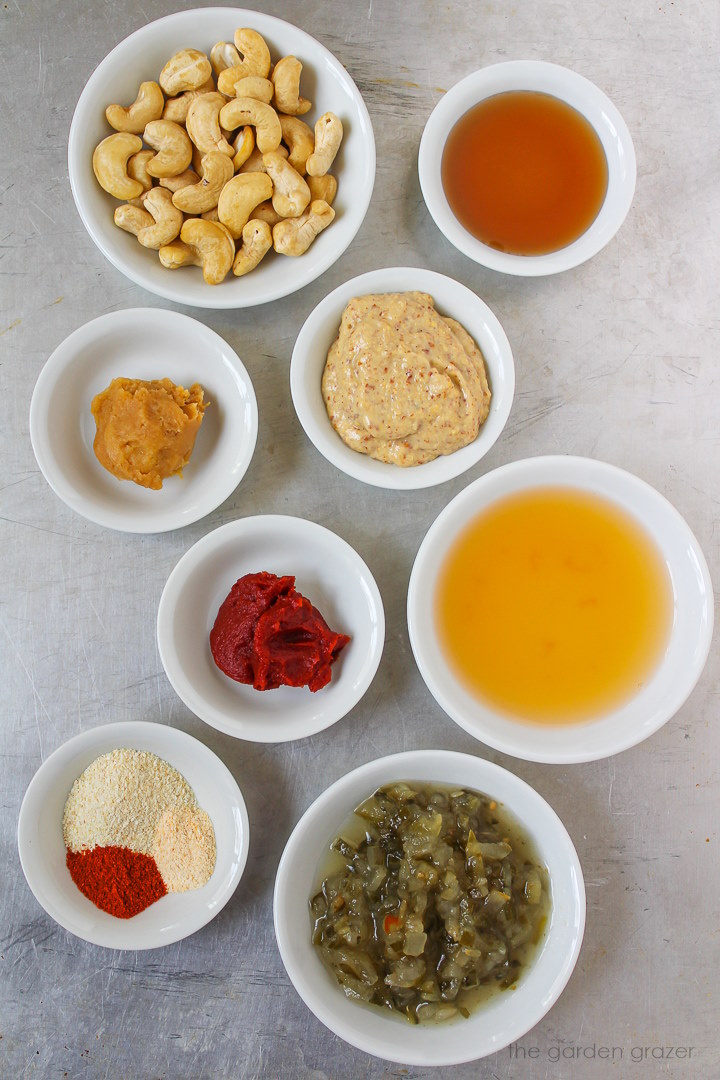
[92,29,343,285]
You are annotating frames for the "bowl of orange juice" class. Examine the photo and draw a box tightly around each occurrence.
[407,456,713,763]
[418,61,636,276]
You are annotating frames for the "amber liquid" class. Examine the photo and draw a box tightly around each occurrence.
[435,488,673,725]
[441,91,609,255]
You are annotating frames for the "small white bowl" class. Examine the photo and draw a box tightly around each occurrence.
[418,61,636,275]
[29,308,258,533]
[17,721,249,951]
[68,8,375,308]
[407,456,714,764]
[157,515,384,742]
[274,749,585,1065]
[290,267,515,490]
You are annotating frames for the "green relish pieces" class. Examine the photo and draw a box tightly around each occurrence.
[310,782,548,1025]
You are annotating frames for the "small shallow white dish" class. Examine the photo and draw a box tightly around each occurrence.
[29,308,258,533]
[290,267,514,490]
[68,7,375,308]
[157,515,384,742]
[408,456,714,764]
[274,749,585,1065]
[418,60,636,276]
[17,721,249,951]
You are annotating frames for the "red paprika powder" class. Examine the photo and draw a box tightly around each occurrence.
[66,845,167,918]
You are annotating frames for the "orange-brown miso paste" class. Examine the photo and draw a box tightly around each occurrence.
[441,91,608,255]
[91,377,207,489]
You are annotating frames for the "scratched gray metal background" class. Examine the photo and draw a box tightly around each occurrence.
[1,1,718,1078]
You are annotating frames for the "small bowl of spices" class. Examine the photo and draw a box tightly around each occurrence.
[418,61,636,275]
[18,721,249,949]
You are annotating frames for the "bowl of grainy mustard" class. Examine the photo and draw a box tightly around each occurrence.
[290,267,515,490]
[18,721,249,950]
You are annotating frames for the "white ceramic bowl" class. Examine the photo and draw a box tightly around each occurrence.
[274,749,585,1065]
[290,267,515,489]
[68,8,375,308]
[29,308,258,533]
[17,721,249,950]
[157,515,384,741]
[418,61,636,276]
[407,456,714,764]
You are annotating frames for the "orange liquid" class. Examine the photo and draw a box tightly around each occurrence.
[435,488,673,725]
[441,91,609,255]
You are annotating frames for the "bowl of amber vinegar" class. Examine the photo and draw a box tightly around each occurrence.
[407,456,713,763]
[418,61,636,275]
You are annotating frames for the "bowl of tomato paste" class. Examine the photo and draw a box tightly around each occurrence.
[157,515,385,742]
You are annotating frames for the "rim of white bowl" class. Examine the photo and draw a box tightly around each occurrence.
[290,266,515,489]
[17,721,249,950]
[156,515,385,742]
[274,749,586,1065]
[418,60,637,276]
[407,456,714,763]
[68,7,376,308]
[29,308,258,533]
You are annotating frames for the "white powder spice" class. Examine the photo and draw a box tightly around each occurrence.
[63,749,199,856]
[152,806,217,892]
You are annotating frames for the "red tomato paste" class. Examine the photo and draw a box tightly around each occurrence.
[209,572,350,692]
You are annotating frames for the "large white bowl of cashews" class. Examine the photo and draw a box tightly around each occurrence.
[68,8,375,308]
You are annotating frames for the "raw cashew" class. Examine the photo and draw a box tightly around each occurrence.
[263,151,310,218]
[307,173,338,206]
[191,143,204,174]
[217,29,271,94]
[180,218,235,284]
[201,207,220,222]
[106,81,164,134]
[159,49,212,96]
[161,78,217,123]
[233,28,271,76]
[232,219,272,276]
[144,120,193,178]
[186,93,234,156]
[273,199,335,255]
[159,168,197,192]
[162,95,192,125]
[127,149,155,194]
[232,126,255,171]
[306,113,343,177]
[172,152,233,214]
[279,114,314,174]
[210,41,241,78]
[158,240,202,269]
[238,144,286,174]
[217,67,244,97]
[137,187,184,249]
[219,98,281,153]
[251,200,283,226]
[218,172,273,238]
[114,204,154,236]
[92,133,144,199]
[233,76,274,104]
[271,56,311,116]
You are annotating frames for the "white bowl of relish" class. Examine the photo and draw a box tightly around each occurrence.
[418,61,636,276]
[274,749,586,1065]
